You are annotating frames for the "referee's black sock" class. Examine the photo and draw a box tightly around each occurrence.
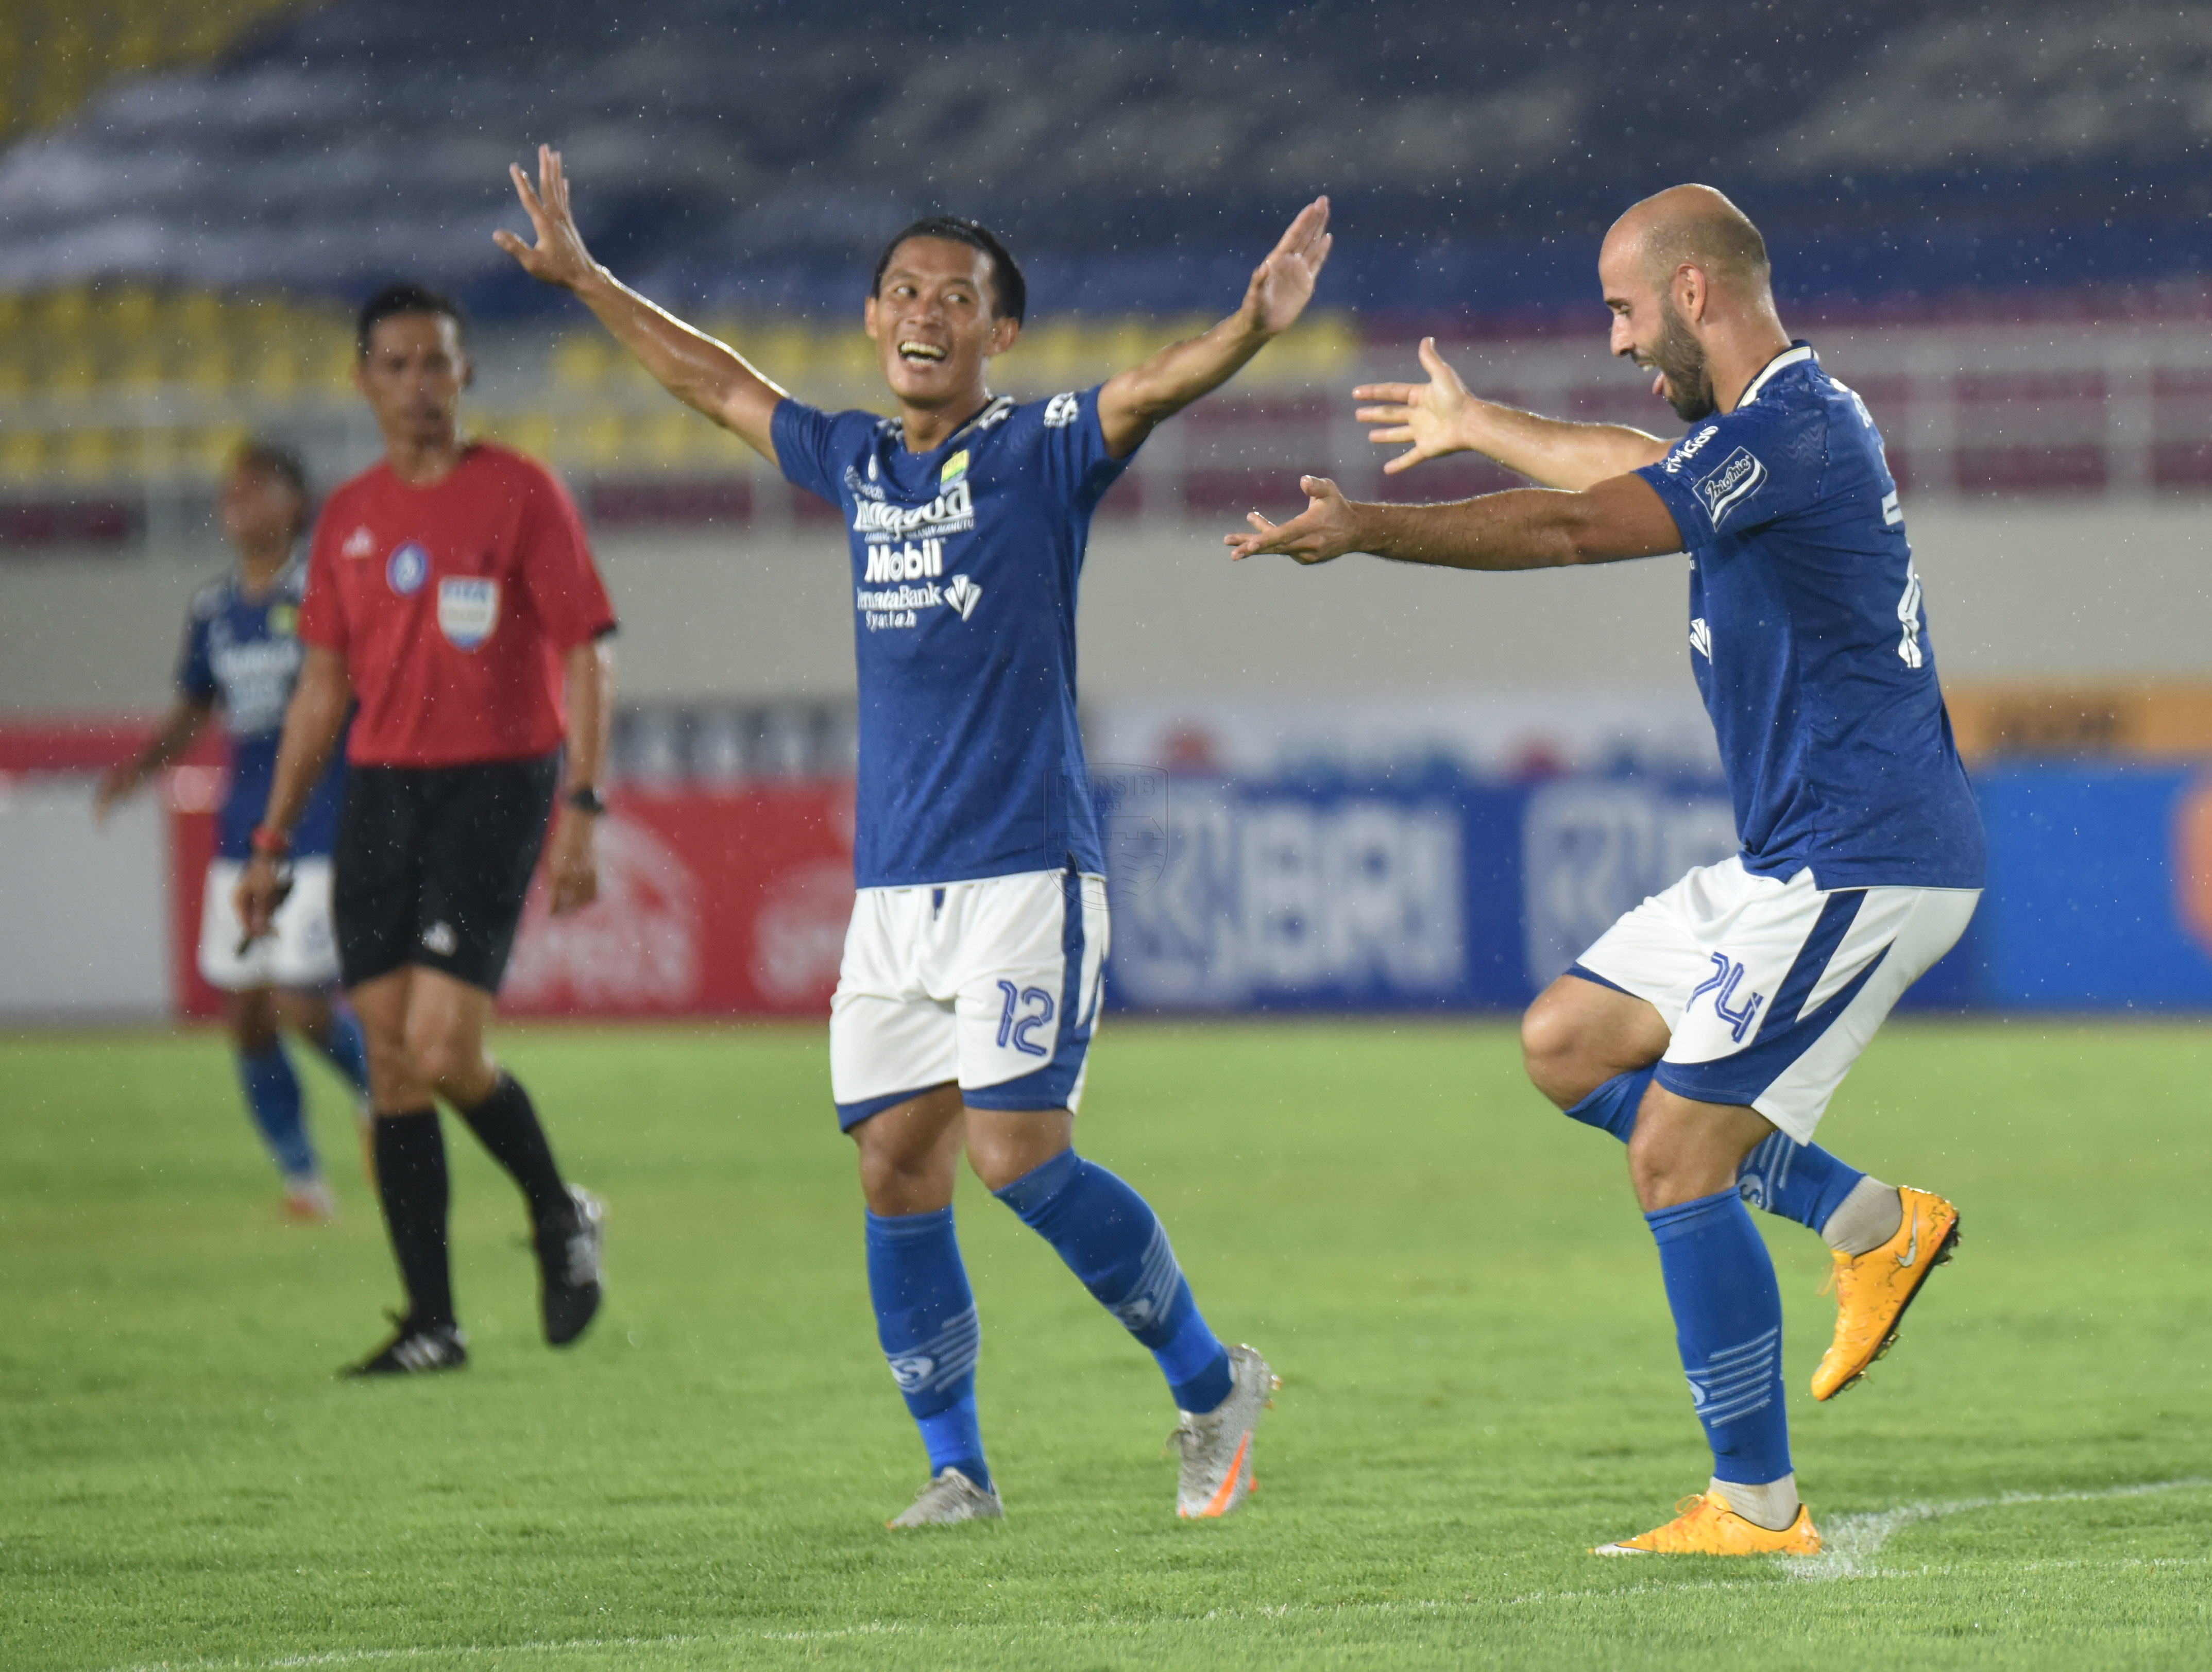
[455,1072,569,1226]
[372,1111,455,1332]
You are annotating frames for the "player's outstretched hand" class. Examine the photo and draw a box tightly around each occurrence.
[546,806,600,916]
[1355,336,1477,475]
[1224,475,1367,566]
[494,144,602,292]
[1239,198,1334,338]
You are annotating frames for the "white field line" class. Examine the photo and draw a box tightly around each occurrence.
[1782,1476,2210,1582]
[97,1479,2212,1670]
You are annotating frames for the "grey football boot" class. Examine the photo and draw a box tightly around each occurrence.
[887,1467,1005,1529]
[1172,1343,1277,1519]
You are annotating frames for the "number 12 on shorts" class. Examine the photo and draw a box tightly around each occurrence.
[996,980,1056,1057]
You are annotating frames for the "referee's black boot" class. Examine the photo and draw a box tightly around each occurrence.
[345,1312,468,1377]
[536,1185,605,1347]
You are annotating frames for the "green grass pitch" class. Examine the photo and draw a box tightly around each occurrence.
[4,1017,2210,1669]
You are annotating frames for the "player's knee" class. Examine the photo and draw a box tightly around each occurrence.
[1519,993,1590,1106]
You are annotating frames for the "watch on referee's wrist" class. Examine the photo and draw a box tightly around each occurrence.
[565,785,607,817]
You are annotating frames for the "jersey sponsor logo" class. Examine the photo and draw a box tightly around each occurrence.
[1662,423,1722,474]
[436,577,500,650]
[862,538,944,583]
[1044,391,1081,429]
[342,525,376,559]
[852,479,974,541]
[945,573,983,620]
[844,464,886,502]
[421,920,458,956]
[1693,447,1766,526]
[940,448,969,486]
[386,541,430,595]
[1689,617,1713,661]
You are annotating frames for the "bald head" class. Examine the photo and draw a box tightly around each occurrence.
[1607,184,1772,299]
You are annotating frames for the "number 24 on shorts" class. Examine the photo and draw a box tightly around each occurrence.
[996,980,1056,1056]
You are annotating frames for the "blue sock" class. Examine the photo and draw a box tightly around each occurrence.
[993,1150,1234,1414]
[311,1007,372,1097]
[865,1208,990,1492]
[1734,1131,1866,1235]
[1568,1070,1867,1239]
[237,1044,315,1179]
[1562,1067,1653,1141]
[1645,1187,1792,1486]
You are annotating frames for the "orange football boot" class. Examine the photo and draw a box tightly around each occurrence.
[1593,1490,1821,1556]
[1810,1184,1960,1401]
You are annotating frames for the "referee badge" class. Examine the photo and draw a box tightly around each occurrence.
[386,541,430,595]
[436,577,500,650]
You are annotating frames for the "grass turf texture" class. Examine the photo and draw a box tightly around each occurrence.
[3,1019,2209,1670]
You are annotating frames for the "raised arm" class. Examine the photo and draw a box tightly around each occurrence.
[1095,197,1333,458]
[1223,471,1683,571]
[495,145,788,465]
[1355,338,1671,491]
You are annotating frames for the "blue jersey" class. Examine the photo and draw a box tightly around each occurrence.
[773,388,1130,889]
[177,555,348,861]
[1635,344,1985,891]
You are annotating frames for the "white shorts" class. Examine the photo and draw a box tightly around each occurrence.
[1571,856,1979,1142]
[830,868,1109,1129]
[198,857,342,992]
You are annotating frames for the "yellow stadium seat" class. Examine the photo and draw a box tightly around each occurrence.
[551,333,609,388]
[60,426,119,483]
[0,428,47,487]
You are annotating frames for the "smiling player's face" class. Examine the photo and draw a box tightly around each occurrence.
[1599,236,1717,423]
[865,238,1019,417]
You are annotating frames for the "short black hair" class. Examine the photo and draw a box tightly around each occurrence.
[870,217,1027,324]
[355,280,466,357]
[229,438,313,538]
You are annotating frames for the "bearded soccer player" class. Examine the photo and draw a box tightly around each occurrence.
[498,145,1329,1525]
[238,282,615,1376]
[1229,185,1983,1555]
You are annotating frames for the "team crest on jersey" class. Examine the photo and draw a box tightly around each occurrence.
[386,541,429,595]
[267,602,298,638]
[945,573,983,620]
[342,525,376,559]
[940,449,969,487]
[1694,448,1766,526]
[436,577,500,649]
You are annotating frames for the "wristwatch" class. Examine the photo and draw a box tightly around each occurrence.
[565,785,608,816]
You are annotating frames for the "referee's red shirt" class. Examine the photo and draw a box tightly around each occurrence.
[300,443,617,767]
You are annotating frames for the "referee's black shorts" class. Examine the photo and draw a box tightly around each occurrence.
[332,750,561,993]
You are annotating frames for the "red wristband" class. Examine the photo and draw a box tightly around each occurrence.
[249,825,293,858]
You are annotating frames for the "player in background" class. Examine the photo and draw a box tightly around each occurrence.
[96,442,372,1221]
[236,283,614,1376]
[498,145,1330,1526]
[1229,185,1984,1556]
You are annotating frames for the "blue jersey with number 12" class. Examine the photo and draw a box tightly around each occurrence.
[773,388,1128,890]
[1634,343,1985,891]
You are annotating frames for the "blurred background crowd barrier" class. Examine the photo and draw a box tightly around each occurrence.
[3,0,2209,1020]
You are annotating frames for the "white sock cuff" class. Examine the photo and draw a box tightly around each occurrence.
[1823,1175,1903,1257]
[1710,1472,1799,1531]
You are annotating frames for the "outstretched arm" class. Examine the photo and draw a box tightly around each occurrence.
[1355,338,1672,490]
[93,695,214,824]
[1223,471,1683,570]
[496,145,788,466]
[1095,197,1333,459]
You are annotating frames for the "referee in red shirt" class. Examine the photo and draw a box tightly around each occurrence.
[240,282,617,1375]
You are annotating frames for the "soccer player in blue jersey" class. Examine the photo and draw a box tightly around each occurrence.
[1229,185,1985,1556]
[497,145,1331,1524]
[96,443,372,1220]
